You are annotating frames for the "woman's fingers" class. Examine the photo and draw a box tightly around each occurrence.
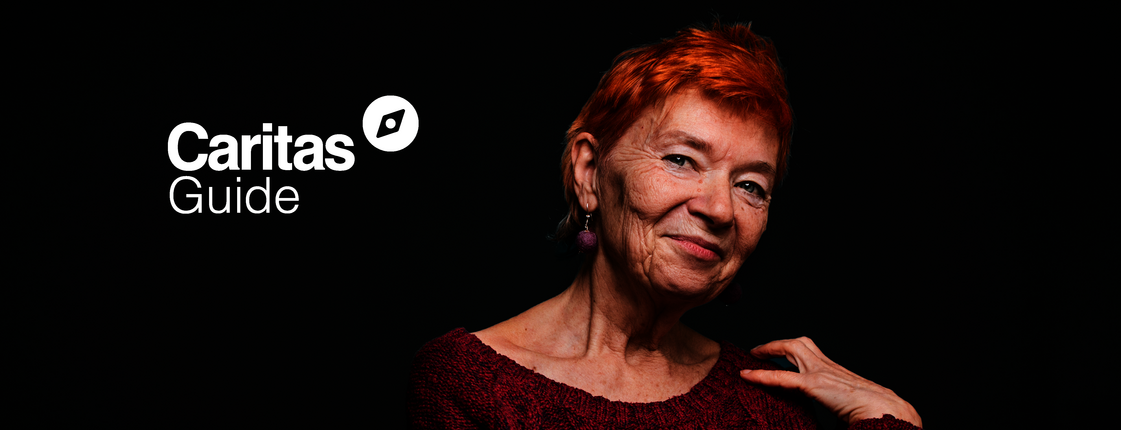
[739,368,804,390]
[750,337,827,360]
[748,337,831,371]
[740,337,922,427]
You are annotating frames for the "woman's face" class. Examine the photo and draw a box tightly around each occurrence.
[595,89,779,303]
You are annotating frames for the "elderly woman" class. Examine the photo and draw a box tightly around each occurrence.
[408,23,921,429]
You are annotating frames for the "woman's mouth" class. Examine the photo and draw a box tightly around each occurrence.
[668,236,722,261]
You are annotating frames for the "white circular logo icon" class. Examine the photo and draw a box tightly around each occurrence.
[363,95,419,152]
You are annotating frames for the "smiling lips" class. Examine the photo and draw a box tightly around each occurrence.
[668,235,723,261]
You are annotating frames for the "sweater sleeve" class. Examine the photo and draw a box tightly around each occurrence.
[407,331,502,430]
[847,414,922,430]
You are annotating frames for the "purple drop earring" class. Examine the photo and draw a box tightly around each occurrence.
[576,206,597,253]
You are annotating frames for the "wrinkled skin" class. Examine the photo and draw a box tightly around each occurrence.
[578,88,777,312]
[743,337,923,427]
[476,89,921,427]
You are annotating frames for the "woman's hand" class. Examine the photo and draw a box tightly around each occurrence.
[739,337,922,427]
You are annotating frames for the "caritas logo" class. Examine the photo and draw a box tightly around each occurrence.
[168,95,419,214]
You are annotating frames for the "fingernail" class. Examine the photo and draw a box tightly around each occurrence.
[740,369,753,375]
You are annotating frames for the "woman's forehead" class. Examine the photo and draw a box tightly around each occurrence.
[633,91,779,159]
[656,90,767,128]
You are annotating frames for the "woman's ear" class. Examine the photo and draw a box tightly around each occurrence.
[571,132,599,212]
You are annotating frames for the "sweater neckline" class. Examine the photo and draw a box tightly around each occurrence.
[451,327,739,422]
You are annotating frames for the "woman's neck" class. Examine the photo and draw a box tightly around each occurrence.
[472,256,721,402]
[528,257,712,366]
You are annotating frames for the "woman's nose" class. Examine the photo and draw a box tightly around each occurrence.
[686,177,734,228]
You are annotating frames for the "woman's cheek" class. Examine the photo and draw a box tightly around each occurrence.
[624,166,673,217]
[736,206,768,253]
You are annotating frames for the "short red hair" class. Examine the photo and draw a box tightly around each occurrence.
[557,22,793,242]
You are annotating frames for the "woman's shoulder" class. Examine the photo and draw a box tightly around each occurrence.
[409,328,523,428]
[411,327,492,374]
[699,340,820,427]
[413,328,471,355]
[410,327,536,385]
[714,340,784,371]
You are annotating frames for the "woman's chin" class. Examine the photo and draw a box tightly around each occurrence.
[644,264,725,302]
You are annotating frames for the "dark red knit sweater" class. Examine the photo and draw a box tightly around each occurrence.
[408,328,920,429]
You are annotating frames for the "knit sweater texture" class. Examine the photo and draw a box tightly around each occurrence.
[408,328,919,429]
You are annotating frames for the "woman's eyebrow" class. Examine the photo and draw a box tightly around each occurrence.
[740,160,776,178]
[659,130,712,153]
[659,130,776,177]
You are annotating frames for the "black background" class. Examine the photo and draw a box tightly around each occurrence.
[81,4,1048,428]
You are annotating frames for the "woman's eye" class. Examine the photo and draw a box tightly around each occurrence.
[739,181,767,198]
[664,154,690,167]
